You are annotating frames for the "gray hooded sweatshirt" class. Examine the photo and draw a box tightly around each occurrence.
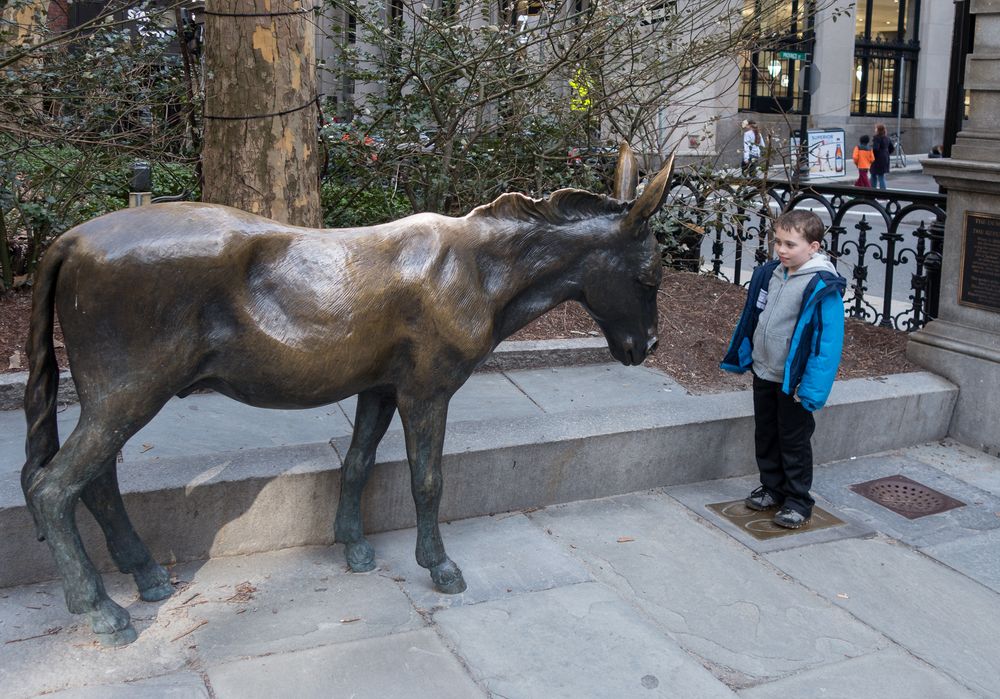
[751,252,838,383]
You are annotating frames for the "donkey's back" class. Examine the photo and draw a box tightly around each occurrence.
[48,202,490,409]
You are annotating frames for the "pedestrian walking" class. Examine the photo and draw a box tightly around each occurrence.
[742,119,762,176]
[870,123,893,190]
[852,134,875,187]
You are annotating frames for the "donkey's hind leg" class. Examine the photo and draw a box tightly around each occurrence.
[23,426,138,645]
[23,393,170,646]
[81,464,173,602]
[334,390,397,572]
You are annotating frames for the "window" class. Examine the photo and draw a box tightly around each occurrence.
[389,0,403,23]
[851,0,920,117]
[640,0,676,26]
[738,0,811,114]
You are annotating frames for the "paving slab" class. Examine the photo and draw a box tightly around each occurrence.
[0,546,424,698]
[160,547,425,665]
[904,439,1000,497]
[434,581,737,699]
[0,574,195,699]
[370,512,592,610]
[206,628,486,699]
[529,491,888,686]
[39,672,210,698]
[502,364,682,413]
[920,528,1000,594]
[336,369,544,433]
[738,648,979,699]
[0,392,353,478]
[811,453,1000,548]
[766,536,1000,698]
[666,473,874,554]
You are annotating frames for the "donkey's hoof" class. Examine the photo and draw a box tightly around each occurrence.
[345,540,376,573]
[136,563,173,602]
[97,623,138,647]
[139,580,174,602]
[87,598,133,640]
[430,559,466,594]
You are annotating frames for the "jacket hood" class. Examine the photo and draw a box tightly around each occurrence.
[857,144,872,151]
[790,251,838,276]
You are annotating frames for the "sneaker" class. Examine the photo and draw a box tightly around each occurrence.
[773,507,810,529]
[744,486,781,511]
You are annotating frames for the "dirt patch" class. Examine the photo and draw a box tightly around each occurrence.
[0,290,67,374]
[0,270,917,394]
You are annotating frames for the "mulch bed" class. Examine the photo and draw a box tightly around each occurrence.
[509,269,918,393]
[0,269,917,394]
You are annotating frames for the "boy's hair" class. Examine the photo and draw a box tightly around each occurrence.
[774,210,825,245]
[859,134,870,145]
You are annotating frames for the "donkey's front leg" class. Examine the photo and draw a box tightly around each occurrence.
[397,394,466,594]
[334,390,397,572]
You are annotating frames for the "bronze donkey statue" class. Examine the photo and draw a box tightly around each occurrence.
[22,144,673,645]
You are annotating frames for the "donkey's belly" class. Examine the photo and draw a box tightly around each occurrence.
[187,360,384,410]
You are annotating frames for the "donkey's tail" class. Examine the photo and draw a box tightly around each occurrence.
[21,241,66,493]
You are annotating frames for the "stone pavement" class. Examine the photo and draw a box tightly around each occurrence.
[2,437,998,698]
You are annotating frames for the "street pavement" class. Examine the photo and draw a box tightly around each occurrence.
[2,430,997,697]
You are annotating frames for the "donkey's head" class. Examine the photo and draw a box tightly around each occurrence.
[579,143,674,366]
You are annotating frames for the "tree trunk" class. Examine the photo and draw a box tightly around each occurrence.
[202,0,321,227]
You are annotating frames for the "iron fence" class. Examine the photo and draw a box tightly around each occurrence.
[674,179,946,332]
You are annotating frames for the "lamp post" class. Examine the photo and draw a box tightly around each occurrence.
[129,161,152,208]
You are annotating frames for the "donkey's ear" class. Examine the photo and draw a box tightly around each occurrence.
[623,151,675,235]
[612,141,639,200]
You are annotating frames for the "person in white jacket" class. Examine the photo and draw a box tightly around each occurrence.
[742,119,762,175]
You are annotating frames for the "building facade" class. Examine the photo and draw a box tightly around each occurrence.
[721,0,953,168]
[316,0,953,170]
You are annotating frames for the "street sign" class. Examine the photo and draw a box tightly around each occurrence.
[779,50,808,61]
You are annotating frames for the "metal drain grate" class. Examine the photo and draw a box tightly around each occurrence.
[849,475,965,519]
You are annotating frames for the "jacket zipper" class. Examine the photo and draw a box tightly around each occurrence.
[758,267,787,340]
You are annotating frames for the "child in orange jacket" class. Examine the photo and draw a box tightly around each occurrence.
[853,135,875,187]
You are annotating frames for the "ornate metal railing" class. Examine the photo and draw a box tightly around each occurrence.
[675,179,946,332]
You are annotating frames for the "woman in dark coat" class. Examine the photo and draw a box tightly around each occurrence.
[870,123,893,190]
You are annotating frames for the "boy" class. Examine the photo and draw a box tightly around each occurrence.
[720,211,847,528]
[852,135,875,187]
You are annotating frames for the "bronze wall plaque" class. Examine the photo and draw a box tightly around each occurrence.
[959,211,1000,312]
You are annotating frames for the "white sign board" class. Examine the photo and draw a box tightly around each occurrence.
[790,128,847,179]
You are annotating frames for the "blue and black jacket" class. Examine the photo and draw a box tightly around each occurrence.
[721,259,847,412]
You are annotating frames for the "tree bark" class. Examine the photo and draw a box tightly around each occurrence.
[202,0,321,227]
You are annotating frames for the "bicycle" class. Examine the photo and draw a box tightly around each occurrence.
[890,131,907,169]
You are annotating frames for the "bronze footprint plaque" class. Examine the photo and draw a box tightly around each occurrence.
[707,500,845,540]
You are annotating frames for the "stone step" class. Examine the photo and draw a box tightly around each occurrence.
[0,370,955,588]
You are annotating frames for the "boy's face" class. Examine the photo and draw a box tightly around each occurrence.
[774,225,821,273]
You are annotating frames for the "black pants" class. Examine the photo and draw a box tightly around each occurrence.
[752,374,816,516]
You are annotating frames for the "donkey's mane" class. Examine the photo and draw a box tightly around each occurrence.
[469,189,629,225]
